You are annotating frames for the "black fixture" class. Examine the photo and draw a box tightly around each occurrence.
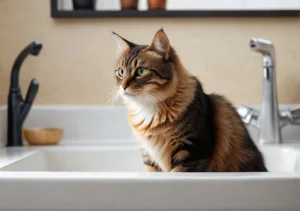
[7,41,42,147]
[51,9,300,18]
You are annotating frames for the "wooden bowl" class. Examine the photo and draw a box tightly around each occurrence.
[23,128,64,146]
[148,0,166,10]
[120,0,138,10]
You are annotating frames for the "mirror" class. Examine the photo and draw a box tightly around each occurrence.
[57,0,300,11]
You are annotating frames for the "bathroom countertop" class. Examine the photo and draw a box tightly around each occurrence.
[0,147,37,169]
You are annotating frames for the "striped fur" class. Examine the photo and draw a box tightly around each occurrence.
[112,29,267,172]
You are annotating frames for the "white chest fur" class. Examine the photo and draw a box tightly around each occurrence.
[129,101,156,128]
[141,135,170,172]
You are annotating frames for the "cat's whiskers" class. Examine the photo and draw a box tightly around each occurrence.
[106,89,120,107]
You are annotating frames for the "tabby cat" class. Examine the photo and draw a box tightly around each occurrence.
[112,29,267,172]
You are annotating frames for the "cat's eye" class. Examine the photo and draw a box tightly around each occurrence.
[136,68,147,77]
[117,68,125,77]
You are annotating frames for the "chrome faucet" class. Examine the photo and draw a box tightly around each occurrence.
[7,41,42,147]
[237,38,300,144]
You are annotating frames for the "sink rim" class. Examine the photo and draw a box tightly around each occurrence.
[1,143,300,177]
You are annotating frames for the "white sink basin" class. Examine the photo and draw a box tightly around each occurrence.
[1,146,144,172]
[259,145,300,172]
[0,143,300,211]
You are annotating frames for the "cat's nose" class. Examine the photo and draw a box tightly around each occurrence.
[121,84,129,90]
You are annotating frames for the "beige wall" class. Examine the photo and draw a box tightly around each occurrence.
[0,0,300,105]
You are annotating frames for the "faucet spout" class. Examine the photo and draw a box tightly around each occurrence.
[10,42,42,89]
[7,42,42,147]
[250,38,281,144]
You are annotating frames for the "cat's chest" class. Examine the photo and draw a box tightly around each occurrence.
[128,104,174,171]
[129,103,157,128]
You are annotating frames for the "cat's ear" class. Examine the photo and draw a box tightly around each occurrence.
[112,32,136,54]
[149,28,171,60]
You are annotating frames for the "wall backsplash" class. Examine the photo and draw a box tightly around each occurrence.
[0,0,300,105]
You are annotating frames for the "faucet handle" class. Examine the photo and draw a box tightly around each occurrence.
[292,108,300,125]
[20,79,39,124]
[236,106,259,127]
[280,108,300,127]
[25,79,39,104]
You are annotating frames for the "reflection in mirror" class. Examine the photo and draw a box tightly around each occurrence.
[56,0,300,11]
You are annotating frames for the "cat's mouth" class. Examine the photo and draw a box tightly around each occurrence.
[119,88,137,97]
[124,92,136,97]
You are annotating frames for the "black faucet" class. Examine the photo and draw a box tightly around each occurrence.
[7,41,43,147]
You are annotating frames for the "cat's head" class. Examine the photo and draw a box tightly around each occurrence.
[113,29,180,106]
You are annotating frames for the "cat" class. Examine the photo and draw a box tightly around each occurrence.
[112,29,267,172]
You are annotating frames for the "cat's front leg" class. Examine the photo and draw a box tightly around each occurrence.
[144,161,162,172]
[170,159,208,172]
[141,148,162,172]
[170,165,188,172]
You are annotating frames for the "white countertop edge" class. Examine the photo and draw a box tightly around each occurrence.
[0,171,299,179]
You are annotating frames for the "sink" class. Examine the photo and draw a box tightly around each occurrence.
[0,144,299,211]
